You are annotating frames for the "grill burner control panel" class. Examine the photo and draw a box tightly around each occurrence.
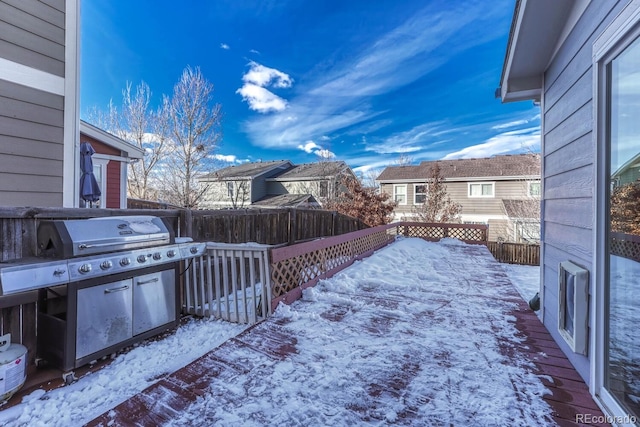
[0,241,208,296]
[68,244,183,281]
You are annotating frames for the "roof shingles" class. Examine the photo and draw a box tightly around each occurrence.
[377,154,540,181]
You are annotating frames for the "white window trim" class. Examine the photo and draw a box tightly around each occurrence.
[413,184,427,205]
[393,184,407,205]
[592,0,640,418]
[467,182,495,198]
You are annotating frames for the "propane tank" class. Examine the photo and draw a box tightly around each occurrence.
[0,334,27,404]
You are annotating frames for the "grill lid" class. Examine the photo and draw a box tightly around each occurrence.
[37,216,174,258]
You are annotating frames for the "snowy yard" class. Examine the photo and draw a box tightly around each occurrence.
[0,237,548,427]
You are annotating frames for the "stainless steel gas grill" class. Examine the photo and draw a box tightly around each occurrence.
[0,216,205,379]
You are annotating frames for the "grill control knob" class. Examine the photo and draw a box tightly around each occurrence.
[190,246,198,254]
[120,258,131,267]
[167,250,176,258]
[137,254,147,263]
[153,252,162,260]
[78,264,92,274]
[100,260,113,270]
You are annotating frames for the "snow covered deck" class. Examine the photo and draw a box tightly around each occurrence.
[79,238,608,427]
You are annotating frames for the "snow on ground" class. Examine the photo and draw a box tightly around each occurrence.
[0,237,552,426]
[500,262,541,306]
[165,238,554,426]
[0,319,247,426]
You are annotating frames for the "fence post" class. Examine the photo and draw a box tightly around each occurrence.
[288,208,296,246]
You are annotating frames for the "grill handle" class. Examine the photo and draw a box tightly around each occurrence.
[136,278,159,286]
[78,237,168,250]
[104,285,130,294]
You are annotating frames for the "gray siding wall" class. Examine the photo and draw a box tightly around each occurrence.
[0,0,66,77]
[0,0,67,207]
[380,180,531,218]
[540,0,627,384]
[0,80,64,206]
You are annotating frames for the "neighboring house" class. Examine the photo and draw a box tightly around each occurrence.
[498,0,640,423]
[198,160,354,209]
[376,154,541,242]
[266,161,355,204]
[79,120,144,209]
[0,0,79,207]
[198,160,294,209]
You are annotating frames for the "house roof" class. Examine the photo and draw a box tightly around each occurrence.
[200,160,292,180]
[80,120,145,159]
[268,161,349,181]
[497,0,589,103]
[376,154,540,182]
[252,194,319,208]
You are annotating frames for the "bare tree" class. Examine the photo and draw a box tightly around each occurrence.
[224,179,251,209]
[85,82,169,200]
[160,66,223,208]
[121,82,170,200]
[409,163,462,223]
[394,154,414,166]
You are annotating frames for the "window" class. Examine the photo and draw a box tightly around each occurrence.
[529,181,541,196]
[414,184,427,204]
[319,181,328,198]
[227,182,234,198]
[595,11,640,421]
[468,182,494,197]
[393,185,407,204]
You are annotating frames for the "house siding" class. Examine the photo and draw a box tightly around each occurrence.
[539,0,627,383]
[380,179,533,241]
[0,0,66,77]
[0,80,64,206]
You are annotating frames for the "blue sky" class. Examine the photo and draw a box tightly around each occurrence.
[80,0,540,175]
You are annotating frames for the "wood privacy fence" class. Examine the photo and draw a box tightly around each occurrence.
[486,241,540,266]
[188,208,367,245]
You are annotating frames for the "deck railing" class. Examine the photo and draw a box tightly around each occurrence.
[611,232,640,262]
[181,243,273,324]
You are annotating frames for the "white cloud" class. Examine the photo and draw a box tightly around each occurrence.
[297,140,335,159]
[237,62,293,113]
[236,83,288,113]
[365,122,448,154]
[249,49,260,55]
[298,141,320,153]
[211,154,239,163]
[220,43,230,50]
[242,61,293,88]
[443,128,541,160]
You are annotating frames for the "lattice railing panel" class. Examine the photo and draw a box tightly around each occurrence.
[611,234,640,263]
[447,227,486,242]
[270,229,396,299]
[406,226,445,241]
